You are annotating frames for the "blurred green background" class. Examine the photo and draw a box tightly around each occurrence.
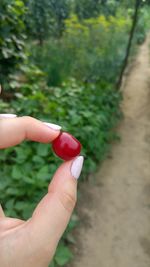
[0,0,150,266]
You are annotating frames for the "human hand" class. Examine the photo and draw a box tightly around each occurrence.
[0,114,84,267]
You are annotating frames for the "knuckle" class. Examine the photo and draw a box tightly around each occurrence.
[22,116,34,125]
[59,188,77,213]
[0,220,5,232]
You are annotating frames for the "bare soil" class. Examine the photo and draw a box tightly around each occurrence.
[71,36,150,267]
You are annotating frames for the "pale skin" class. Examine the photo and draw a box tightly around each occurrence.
[0,116,77,267]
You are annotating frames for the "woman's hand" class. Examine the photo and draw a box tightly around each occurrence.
[0,115,84,267]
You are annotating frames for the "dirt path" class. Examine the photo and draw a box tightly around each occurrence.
[72,37,150,267]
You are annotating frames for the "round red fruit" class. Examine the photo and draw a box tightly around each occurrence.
[52,132,82,161]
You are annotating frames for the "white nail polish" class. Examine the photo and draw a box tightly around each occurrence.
[71,156,84,179]
[43,122,61,131]
[0,114,17,119]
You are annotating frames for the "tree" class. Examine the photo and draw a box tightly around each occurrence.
[49,0,70,37]
[26,0,52,45]
[25,0,70,41]
[0,0,26,87]
[116,0,141,89]
[75,0,102,19]
[74,0,127,19]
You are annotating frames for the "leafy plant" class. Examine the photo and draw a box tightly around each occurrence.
[0,76,122,265]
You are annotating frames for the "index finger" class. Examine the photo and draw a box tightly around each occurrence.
[0,116,61,149]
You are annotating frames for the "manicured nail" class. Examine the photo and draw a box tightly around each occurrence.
[0,114,17,119]
[71,156,84,179]
[43,122,61,131]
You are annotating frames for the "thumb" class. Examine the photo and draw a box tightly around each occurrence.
[29,156,84,251]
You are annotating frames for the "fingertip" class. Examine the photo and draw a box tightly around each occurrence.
[71,156,84,179]
[0,116,61,148]
[29,157,84,249]
[48,156,84,211]
[21,116,61,142]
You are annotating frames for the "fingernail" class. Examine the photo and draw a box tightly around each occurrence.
[71,156,84,179]
[0,114,17,119]
[43,122,62,131]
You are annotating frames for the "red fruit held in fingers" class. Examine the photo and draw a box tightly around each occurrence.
[52,132,82,161]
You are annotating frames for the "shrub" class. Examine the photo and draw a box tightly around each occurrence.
[0,77,122,207]
[30,13,131,86]
[0,76,122,266]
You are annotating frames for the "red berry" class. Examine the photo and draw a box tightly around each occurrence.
[52,132,82,161]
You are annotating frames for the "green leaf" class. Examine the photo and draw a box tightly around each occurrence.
[5,199,15,210]
[67,214,79,231]
[49,260,55,267]
[6,187,21,196]
[65,233,76,245]
[55,244,73,266]
[36,165,49,180]
[22,203,37,219]
[14,146,31,163]
[12,165,22,179]
[32,155,45,164]
[15,201,27,211]
[37,143,49,157]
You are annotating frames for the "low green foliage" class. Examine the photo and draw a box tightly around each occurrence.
[0,73,122,266]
